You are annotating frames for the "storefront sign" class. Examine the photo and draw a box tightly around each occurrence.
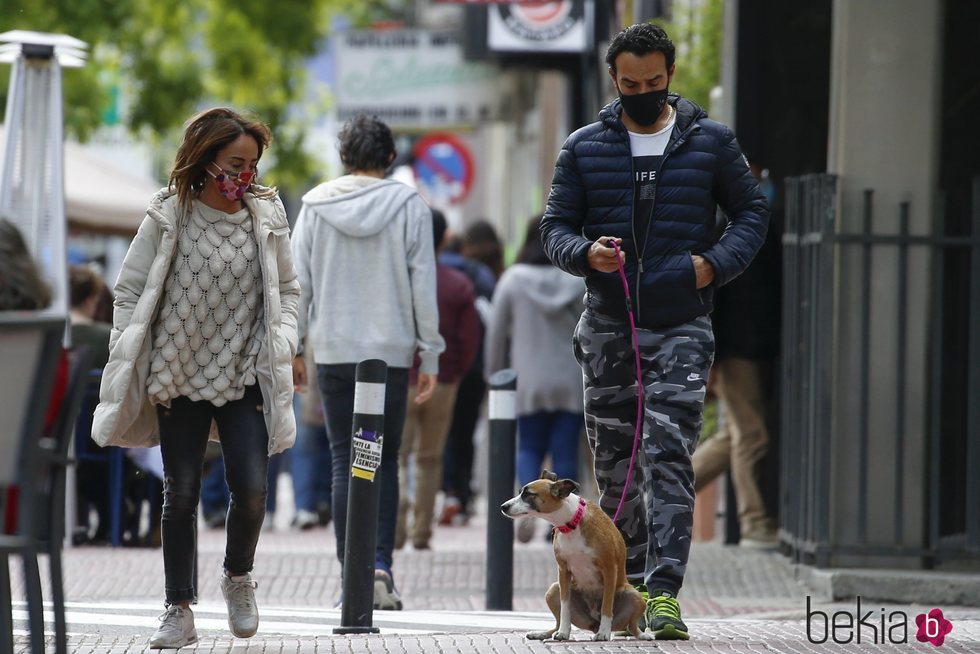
[337,29,510,128]
[487,0,591,53]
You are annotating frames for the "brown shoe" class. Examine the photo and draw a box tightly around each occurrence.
[438,497,461,526]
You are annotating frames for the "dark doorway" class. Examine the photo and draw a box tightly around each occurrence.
[733,0,833,529]
[936,0,980,555]
[734,0,832,182]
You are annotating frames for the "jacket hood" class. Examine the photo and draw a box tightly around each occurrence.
[507,264,585,315]
[301,175,416,237]
[599,93,707,134]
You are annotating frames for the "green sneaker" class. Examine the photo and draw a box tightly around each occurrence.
[614,583,648,637]
[645,589,689,640]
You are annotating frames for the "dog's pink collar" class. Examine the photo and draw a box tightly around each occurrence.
[555,498,587,534]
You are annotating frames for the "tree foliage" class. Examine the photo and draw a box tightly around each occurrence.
[654,0,723,112]
[0,0,410,192]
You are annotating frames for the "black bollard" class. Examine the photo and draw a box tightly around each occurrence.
[334,359,387,635]
[486,368,517,611]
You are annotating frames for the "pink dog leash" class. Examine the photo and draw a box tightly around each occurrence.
[607,240,644,524]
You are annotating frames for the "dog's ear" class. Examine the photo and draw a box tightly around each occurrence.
[550,479,579,498]
[540,470,558,482]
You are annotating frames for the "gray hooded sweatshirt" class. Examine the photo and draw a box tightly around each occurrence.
[292,175,445,373]
[485,263,586,416]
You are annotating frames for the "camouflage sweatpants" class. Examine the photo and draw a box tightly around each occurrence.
[572,309,714,593]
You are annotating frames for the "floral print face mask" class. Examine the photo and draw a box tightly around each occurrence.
[207,162,255,201]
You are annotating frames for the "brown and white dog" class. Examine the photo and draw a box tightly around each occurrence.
[501,471,651,641]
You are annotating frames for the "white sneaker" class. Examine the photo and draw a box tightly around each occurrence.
[740,527,779,549]
[220,572,259,638]
[373,570,403,610]
[149,605,197,649]
[293,509,318,531]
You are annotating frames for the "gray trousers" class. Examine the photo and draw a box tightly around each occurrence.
[573,310,714,594]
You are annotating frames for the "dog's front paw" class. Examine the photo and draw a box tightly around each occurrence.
[526,630,555,641]
[553,629,571,641]
[636,631,655,640]
[592,628,612,641]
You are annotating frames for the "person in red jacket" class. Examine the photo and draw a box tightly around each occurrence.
[396,209,480,551]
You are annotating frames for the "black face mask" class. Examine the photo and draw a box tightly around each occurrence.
[618,87,669,127]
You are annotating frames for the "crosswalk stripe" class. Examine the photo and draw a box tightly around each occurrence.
[10,601,556,635]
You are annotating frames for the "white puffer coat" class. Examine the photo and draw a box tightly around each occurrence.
[92,187,300,454]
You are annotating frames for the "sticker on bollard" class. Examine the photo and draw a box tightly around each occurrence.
[351,428,383,481]
[336,359,387,635]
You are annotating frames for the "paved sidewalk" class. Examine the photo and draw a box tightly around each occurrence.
[9,503,980,652]
[15,508,810,615]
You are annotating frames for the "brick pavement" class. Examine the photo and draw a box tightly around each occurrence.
[9,504,980,652]
[14,508,809,615]
[19,619,980,654]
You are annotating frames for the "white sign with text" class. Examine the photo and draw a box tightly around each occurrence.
[336,29,511,128]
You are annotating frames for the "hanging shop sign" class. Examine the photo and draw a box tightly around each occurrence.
[336,29,512,129]
[487,0,591,53]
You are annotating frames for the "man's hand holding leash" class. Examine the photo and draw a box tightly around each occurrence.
[588,237,625,272]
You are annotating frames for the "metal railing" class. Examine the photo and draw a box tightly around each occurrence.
[780,174,980,568]
[780,174,836,565]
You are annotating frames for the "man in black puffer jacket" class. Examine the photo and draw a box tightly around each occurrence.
[541,23,769,641]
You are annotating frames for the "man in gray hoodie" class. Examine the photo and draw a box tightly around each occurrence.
[291,115,445,610]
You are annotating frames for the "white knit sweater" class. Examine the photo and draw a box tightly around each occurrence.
[147,200,264,406]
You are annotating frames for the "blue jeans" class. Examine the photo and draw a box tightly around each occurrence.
[317,364,408,573]
[292,410,333,512]
[516,410,584,487]
[157,384,269,604]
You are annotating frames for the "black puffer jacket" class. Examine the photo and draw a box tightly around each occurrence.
[541,95,769,329]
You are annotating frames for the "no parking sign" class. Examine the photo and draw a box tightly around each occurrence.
[412,133,474,207]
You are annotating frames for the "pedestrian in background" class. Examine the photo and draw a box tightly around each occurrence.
[484,215,586,543]
[72,267,165,547]
[91,107,301,648]
[541,23,768,639]
[397,209,480,550]
[437,221,499,525]
[69,265,113,369]
[693,160,781,548]
[69,265,117,543]
[291,114,445,611]
[460,218,505,280]
[291,344,333,530]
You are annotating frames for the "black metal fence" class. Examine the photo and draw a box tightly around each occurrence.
[780,174,980,568]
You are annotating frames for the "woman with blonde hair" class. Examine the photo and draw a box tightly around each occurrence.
[92,107,300,648]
